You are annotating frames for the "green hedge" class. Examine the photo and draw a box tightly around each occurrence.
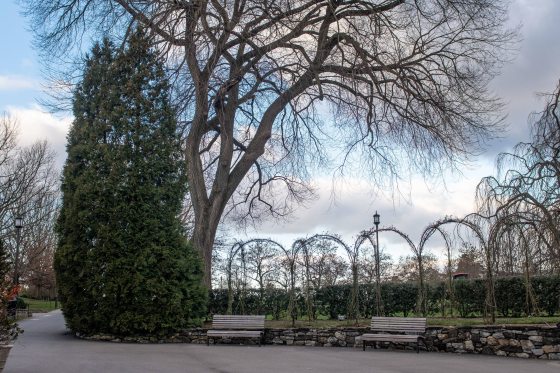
[454,279,486,317]
[209,276,560,318]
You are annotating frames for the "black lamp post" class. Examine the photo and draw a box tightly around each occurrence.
[373,211,382,316]
[13,216,23,286]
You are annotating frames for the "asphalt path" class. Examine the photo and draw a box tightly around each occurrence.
[4,310,560,373]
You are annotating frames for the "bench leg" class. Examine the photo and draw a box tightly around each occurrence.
[363,340,365,351]
[419,337,427,353]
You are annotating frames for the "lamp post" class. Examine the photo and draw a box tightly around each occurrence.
[13,216,23,287]
[373,211,381,316]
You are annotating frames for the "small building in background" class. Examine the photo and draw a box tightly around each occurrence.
[452,272,469,280]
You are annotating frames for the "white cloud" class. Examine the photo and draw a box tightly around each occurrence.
[0,75,39,91]
[238,160,495,260]
[489,0,560,154]
[5,105,71,167]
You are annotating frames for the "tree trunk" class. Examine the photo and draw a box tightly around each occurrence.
[348,263,359,324]
[192,215,219,289]
[484,244,496,324]
[417,255,426,316]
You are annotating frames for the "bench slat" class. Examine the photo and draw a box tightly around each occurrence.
[208,315,265,346]
[211,315,265,330]
[362,317,427,353]
[208,331,262,337]
[362,333,421,342]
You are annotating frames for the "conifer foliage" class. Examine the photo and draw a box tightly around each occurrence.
[56,30,206,337]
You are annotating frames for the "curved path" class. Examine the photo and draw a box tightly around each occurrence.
[5,310,560,373]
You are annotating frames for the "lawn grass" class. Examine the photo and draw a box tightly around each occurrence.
[21,297,59,313]
[263,318,371,328]
[428,316,559,327]
[257,316,560,329]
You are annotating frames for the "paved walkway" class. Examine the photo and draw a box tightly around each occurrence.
[4,310,560,373]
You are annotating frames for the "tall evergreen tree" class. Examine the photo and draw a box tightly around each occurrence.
[56,30,206,337]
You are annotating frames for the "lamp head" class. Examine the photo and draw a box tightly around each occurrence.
[373,211,380,226]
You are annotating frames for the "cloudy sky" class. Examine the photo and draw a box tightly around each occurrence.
[2,0,560,261]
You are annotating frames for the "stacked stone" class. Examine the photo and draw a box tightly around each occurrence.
[78,324,560,359]
[425,326,560,359]
[266,328,364,347]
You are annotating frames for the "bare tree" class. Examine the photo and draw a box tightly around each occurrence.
[223,242,242,314]
[23,0,515,287]
[305,233,369,323]
[17,181,59,297]
[241,239,282,313]
[393,254,441,283]
[305,237,348,289]
[472,80,560,317]
[477,81,560,274]
[0,114,59,289]
[280,239,301,327]
[321,253,348,287]
[456,243,484,278]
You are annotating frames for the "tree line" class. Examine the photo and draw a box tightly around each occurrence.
[211,221,560,324]
[0,113,58,299]
[208,276,560,321]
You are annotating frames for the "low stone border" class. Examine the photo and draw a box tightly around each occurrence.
[425,325,560,359]
[79,324,560,359]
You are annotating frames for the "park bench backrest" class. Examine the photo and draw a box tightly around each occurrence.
[211,315,265,330]
[370,317,426,334]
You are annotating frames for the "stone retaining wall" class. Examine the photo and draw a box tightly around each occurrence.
[425,326,560,359]
[81,325,560,359]
[265,328,362,347]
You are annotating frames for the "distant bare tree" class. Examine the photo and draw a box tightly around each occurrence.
[305,233,369,323]
[322,254,348,287]
[456,243,484,278]
[0,114,59,288]
[357,244,392,285]
[18,182,59,297]
[281,239,301,327]
[24,0,515,287]
[393,254,441,283]
[305,238,349,289]
[241,239,282,313]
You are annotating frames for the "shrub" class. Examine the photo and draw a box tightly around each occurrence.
[533,276,560,316]
[453,278,485,317]
[207,275,560,319]
[495,277,525,317]
[0,240,22,344]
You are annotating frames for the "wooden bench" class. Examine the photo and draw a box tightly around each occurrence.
[207,315,265,346]
[361,317,427,353]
